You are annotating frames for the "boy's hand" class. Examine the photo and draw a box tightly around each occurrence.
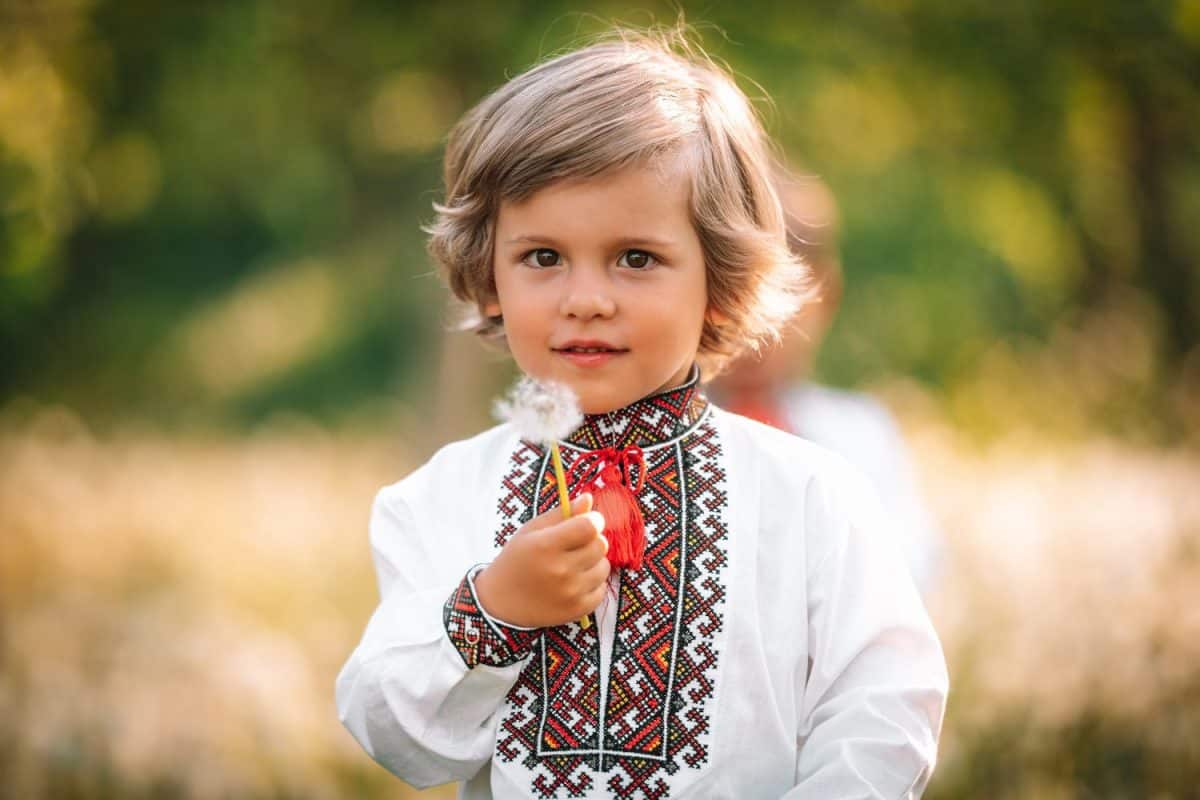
[473,493,610,629]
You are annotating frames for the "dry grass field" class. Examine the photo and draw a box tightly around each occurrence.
[2,402,1197,799]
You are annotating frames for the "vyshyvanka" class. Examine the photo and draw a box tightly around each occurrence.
[337,368,947,799]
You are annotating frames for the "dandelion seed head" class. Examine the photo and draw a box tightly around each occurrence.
[494,376,583,443]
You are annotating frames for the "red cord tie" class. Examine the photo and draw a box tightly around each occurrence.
[566,446,646,570]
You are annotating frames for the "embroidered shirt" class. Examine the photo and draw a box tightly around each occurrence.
[336,370,948,799]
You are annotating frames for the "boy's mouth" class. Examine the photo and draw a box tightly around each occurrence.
[553,340,629,367]
[552,340,628,354]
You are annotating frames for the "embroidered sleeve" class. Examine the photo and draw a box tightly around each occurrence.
[442,563,542,668]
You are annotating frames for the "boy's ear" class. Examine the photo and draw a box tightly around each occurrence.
[483,299,502,317]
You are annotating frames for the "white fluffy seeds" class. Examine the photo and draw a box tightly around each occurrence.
[494,375,583,443]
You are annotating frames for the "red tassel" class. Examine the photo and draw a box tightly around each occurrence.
[567,446,646,570]
[590,463,646,570]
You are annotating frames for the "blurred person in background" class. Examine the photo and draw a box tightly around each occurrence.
[711,167,942,594]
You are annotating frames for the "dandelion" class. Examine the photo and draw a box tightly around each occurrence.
[493,377,582,521]
[493,376,583,445]
[494,375,595,628]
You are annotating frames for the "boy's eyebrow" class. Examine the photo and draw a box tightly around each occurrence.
[502,234,677,248]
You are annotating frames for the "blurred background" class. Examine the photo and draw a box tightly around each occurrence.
[1,1,1198,798]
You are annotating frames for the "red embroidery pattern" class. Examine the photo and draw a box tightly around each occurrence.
[603,422,727,797]
[491,388,728,799]
[495,440,544,548]
[443,566,542,668]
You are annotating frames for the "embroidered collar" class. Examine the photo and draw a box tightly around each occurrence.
[561,364,710,451]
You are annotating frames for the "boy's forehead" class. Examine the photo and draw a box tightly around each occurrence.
[496,159,692,231]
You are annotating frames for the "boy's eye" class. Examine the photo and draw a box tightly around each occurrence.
[620,249,655,269]
[523,248,561,268]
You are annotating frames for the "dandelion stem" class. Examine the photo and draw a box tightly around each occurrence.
[550,443,571,521]
[550,441,591,630]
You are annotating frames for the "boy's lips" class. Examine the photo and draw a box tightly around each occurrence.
[552,339,628,353]
[552,340,628,367]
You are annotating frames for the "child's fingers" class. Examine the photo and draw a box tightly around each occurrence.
[571,492,593,516]
[550,511,605,551]
[570,511,606,547]
[581,555,611,590]
[567,529,609,570]
[523,492,593,533]
[580,570,610,612]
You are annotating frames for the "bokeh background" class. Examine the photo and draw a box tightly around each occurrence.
[2,1,1199,798]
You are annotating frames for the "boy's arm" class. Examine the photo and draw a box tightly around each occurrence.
[335,487,539,789]
[786,458,949,798]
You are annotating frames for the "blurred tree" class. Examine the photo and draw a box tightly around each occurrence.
[0,0,1196,438]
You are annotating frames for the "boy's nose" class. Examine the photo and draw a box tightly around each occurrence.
[559,270,616,319]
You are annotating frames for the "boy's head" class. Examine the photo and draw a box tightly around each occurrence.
[426,29,809,411]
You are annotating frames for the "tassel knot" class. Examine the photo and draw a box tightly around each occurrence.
[566,446,646,570]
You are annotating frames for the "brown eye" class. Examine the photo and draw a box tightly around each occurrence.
[532,248,559,267]
[621,249,652,269]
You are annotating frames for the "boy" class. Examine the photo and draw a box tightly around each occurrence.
[337,30,948,799]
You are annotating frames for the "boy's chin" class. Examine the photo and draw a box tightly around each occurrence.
[574,391,624,416]
[512,367,617,414]
[514,359,693,415]
[568,384,639,416]
[573,383,670,415]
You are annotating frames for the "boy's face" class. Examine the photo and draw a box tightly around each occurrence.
[486,160,709,415]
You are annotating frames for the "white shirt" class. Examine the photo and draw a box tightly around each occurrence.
[336,374,947,799]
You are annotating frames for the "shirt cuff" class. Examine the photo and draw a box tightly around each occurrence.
[442,563,543,668]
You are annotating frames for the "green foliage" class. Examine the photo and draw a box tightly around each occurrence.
[1,0,1197,437]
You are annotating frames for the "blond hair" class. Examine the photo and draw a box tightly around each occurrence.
[425,27,812,376]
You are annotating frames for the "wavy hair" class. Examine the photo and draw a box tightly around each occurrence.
[424,26,813,376]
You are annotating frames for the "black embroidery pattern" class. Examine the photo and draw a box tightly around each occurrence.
[563,373,708,451]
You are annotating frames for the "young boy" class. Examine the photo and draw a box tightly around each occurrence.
[336,31,948,800]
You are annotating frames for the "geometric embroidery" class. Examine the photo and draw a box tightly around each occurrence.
[443,565,543,669]
[563,373,709,451]
[491,370,729,799]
